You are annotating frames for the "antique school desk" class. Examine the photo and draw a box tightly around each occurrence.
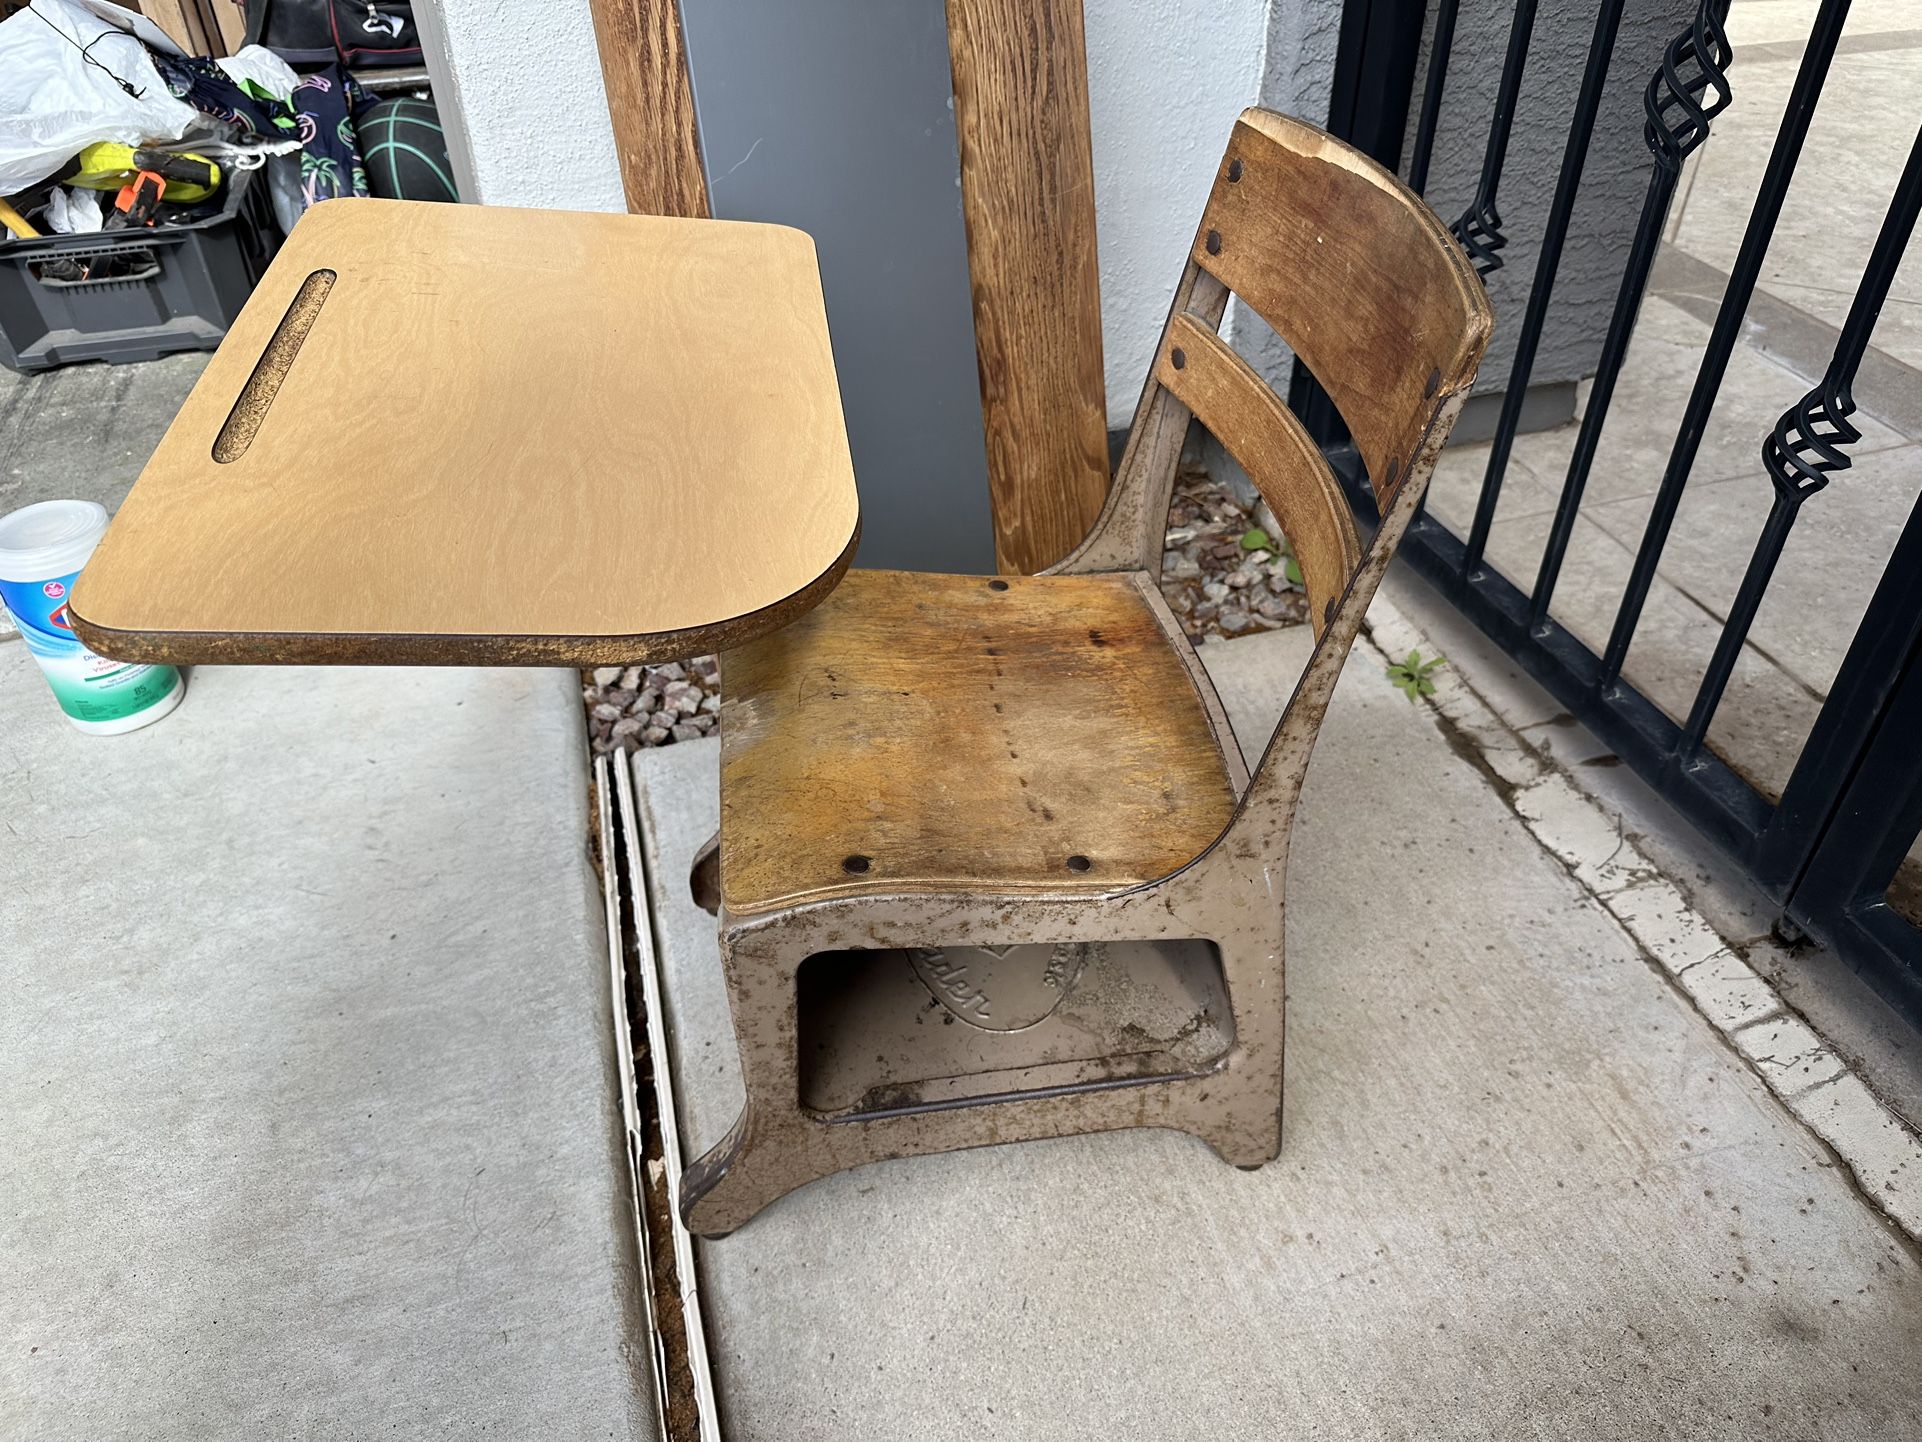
[69,199,860,665]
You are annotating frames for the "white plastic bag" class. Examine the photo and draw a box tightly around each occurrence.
[215,45,301,105]
[43,185,103,232]
[0,0,198,194]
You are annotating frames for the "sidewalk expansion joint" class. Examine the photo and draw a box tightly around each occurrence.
[1358,592,1922,1249]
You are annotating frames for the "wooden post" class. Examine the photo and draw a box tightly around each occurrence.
[590,0,1109,571]
[586,0,711,218]
[946,0,1110,574]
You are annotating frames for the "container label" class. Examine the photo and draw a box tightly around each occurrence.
[0,567,180,723]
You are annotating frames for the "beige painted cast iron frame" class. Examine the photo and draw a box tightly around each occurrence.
[682,109,1494,1237]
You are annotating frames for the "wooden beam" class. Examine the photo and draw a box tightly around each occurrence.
[586,0,711,218]
[946,0,1109,574]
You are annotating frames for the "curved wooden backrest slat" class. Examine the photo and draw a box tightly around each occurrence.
[1192,108,1491,508]
[1051,107,1492,886]
[1153,314,1360,640]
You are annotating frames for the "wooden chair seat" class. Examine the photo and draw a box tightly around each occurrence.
[718,568,1241,916]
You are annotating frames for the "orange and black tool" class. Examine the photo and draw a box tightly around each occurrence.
[104,170,168,230]
[103,153,220,231]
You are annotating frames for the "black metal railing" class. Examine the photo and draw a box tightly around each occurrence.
[1532,0,1731,626]
[1317,0,1922,1025]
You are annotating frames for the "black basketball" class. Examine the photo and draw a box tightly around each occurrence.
[357,98,457,203]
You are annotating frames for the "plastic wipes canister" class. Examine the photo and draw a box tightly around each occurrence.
[0,500,183,735]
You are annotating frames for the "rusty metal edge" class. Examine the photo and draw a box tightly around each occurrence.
[613,755,723,1441]
[594,756,675,1442]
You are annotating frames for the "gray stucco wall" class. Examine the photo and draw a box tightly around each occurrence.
[1408,0,1697,397]
[1230,0,1347,393]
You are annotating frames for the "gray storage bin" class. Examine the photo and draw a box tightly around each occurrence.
[0,168,278,373]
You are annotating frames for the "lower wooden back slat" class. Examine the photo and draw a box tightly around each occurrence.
[1153,314,1361,637]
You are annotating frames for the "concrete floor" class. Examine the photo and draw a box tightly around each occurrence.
[1387,565,1922,1138]
[0,654,659,1439]
[0,351,207,516]
[1422,0,1922,840]
[0,354,658,1437]
[633,625,1922,1441]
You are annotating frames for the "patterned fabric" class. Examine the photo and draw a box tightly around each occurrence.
[152,53,368,211]
[153,53,285,137]
[288,65,368,206]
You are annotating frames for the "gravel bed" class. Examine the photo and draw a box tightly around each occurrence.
[581,470,1307,754]
[1159,466,1310,644]
[583,657,720,757]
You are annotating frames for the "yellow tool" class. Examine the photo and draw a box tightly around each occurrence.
[0,197,40,240]
[65,142,222,205]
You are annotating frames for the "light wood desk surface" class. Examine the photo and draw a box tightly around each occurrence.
[71,199,859,665]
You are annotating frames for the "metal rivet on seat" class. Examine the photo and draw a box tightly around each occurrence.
[1205,229,1222,255]
[1171,347,1187,370]
[988,578,1010,591]
[1066,854,1092,873]
[842,854,872,875]
[1227,158,1243,183]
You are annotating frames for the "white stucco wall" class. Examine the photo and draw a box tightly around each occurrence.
[1084,0,1272,418]
[419,0,625,210]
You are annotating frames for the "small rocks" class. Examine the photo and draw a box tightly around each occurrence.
[1254,592,1294,621]
[581,653,721,753]
[1159,466,1309,643]
[581,465,1307,752]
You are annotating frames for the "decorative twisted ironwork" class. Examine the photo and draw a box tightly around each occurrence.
[1761,118,1922,504]
[1532,0,1741,621]
[1644,1,1733,172]
[1679,118,1922,754]
[1764,382,1861,499]
[1452,198,1508,275]
[1448,0,1538,277]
